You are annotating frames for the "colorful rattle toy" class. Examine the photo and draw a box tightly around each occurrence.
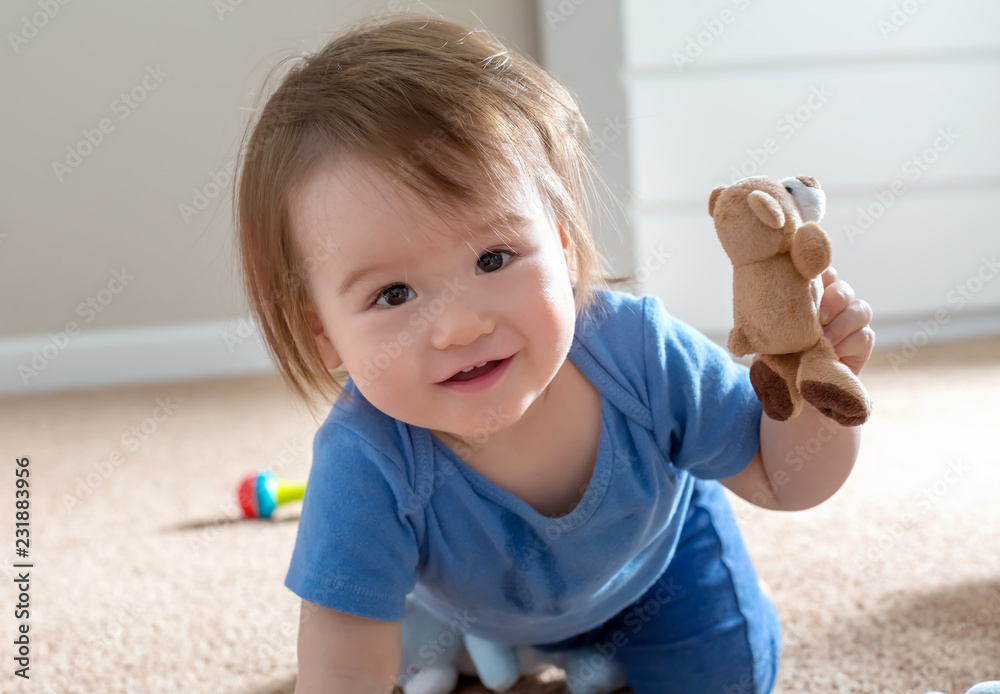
[237,470,306,519]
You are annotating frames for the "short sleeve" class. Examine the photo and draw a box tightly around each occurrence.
[643,294,762,480]
[284,423,420,621]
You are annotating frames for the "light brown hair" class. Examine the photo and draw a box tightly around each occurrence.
[234,13,620,415]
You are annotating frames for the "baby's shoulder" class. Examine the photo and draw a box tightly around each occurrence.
[572,288,656,411]
[575,288,651,345]
[311,384,424,499]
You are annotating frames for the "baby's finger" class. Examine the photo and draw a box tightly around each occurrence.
[819,279,856,325]
[823,298,873,346]
[821,266,838,288]
[833,326,876,375]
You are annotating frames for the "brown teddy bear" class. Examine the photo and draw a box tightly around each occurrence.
[709,175,871,427]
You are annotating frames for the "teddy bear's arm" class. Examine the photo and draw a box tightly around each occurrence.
[728,327,755,357]
[790,222,832,280]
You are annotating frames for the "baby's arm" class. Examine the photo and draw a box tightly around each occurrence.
[295,599,400,694]
[723,397,862,511]
[722,267,873,511]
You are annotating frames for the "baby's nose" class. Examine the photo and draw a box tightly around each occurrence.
[429,298,495,350]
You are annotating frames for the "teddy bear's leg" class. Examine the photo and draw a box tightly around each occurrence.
[750,353,803,422]
[797,337,871,427]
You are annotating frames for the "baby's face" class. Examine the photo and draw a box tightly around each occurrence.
[291,155,578,444]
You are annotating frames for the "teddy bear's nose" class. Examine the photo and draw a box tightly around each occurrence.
[780,176,826,223]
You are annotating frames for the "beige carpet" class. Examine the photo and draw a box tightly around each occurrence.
[2,336,999,694]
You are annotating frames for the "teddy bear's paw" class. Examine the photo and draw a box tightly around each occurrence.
[727,328,755,357]
[750,359,795,421]
[800,380,869,426]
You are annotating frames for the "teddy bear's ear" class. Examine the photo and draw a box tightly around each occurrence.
[708,186,726,218]
[747,190,785,229]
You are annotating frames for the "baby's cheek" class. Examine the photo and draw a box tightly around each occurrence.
[355,338,410,385]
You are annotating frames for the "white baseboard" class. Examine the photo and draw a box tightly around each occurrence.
[866,310,1000,351]
[1,310,997,398]
[686,311,1000,358]
[0,318,275,397]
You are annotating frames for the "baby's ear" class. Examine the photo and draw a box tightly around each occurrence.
[560,225,579,284]
[305,310,342,370]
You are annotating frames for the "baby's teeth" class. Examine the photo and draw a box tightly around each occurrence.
[475,362,487,368]
[460,361,489,373]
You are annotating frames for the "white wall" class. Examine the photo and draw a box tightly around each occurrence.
[0,0,540,395]
[4,0,998,396]
[541,0,1000,345]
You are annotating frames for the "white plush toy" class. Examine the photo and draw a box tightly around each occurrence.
[928,683,1000,694]
[397,594,627,694]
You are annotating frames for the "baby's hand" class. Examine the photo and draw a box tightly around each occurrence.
[818,267,875,375]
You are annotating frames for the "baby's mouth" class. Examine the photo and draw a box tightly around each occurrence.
[446,359,504,382]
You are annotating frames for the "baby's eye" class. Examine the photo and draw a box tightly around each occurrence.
[476,249,515,275]
[373,283,416,308]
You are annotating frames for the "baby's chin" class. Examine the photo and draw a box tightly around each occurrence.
[412,398,531,446]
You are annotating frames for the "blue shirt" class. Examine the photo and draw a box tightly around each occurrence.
[284,288,762,645]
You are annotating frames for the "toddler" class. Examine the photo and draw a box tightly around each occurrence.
[234,14,875,694]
